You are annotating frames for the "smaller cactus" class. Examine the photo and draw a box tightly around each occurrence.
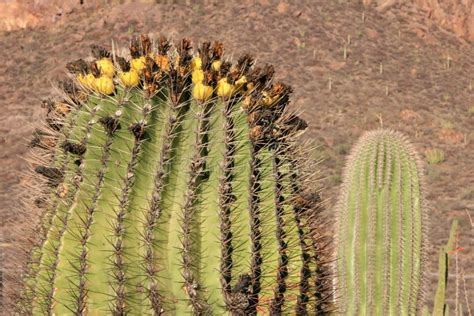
[335,129,429,315]
[431,220,459,316]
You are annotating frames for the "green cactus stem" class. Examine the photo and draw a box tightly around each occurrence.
[335,129,429,315]
[432,220,459,316]
[19,35,332,315]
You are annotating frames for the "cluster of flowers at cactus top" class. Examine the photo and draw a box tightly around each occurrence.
[190,56,247,101]
[75,53,248,102]
[77,56,142,95]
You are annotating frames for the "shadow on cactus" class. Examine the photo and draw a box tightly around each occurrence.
[334,129,430,315]
[19,35,333,315]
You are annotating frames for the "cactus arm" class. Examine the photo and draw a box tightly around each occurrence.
[433,246,448,316]
[433,220,459,316]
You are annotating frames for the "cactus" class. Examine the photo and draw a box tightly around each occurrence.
[431,220,459,316]
[334,129,429,315]
[19,35,332,315]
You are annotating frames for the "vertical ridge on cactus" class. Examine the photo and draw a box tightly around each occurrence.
[335,129,429,315]
[19,35,333,315]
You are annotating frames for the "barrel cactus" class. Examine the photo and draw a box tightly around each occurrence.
[334,129,429,315]
[20,35,332,315]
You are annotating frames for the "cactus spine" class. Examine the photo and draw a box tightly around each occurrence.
[20,35,332,315]
[335,129,429,315]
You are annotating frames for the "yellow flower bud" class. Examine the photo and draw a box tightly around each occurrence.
[192,83,213,101]
[246,82,255,92]
[96,58,115,78]
[216,78,235,98]
[192,69,205,84]
[119,70,140,88]
[211,60,221,72]
[191,57,202,71]
[262,91,274,107]
[95,76,115,95]
[131,56,146,75]
[235,75,247,87]
[77,73,96,89]
[261,91,280,107]
[242,96,252,110]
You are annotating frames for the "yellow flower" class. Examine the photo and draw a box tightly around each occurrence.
[192,83,213,101]
[77,73,96,89]
[262,91,275,107]
[211,60,221,72]
[94,76,115,95]
[131,56,146,75]
[235,75,247,88]
[191,57,202,70]
[192,69,205,84]
[216,78,234,98]
[119,70,140,88]
[96,58,114,78]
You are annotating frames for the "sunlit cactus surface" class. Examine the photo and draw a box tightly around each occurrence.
[20,35,332,315]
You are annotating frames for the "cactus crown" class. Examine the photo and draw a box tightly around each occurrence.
[335,129,429,315]
[21,35,332,315]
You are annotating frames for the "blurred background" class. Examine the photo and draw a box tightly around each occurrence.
[0,0,473,313]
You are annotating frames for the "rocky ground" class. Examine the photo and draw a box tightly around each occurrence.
[0,0,473,313]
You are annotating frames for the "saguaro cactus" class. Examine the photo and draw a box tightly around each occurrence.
[20,35,332,315]
[335,129,429,315]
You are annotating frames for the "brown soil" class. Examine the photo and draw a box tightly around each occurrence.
[1,0,473,313]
